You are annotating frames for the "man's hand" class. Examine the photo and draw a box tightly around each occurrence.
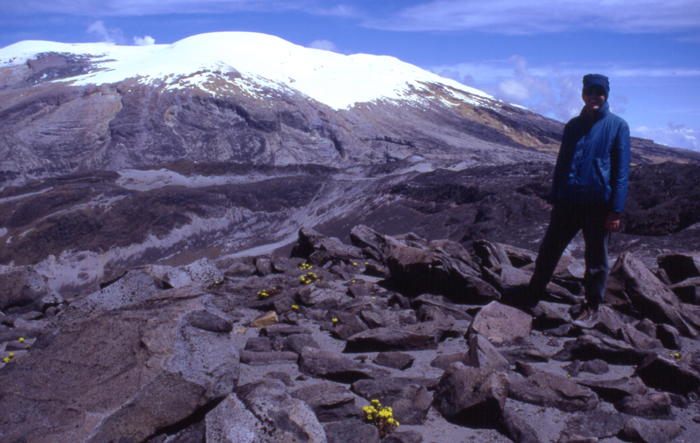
[605,212,621,233]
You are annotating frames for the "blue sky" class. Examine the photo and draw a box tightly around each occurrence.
[1,0,699,151]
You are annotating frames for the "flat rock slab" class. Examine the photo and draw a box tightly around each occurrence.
[470,301,532,345]
[298,346,390,384]
[0,287,239,443]
[508,372,599,412]
[343,327,439,353]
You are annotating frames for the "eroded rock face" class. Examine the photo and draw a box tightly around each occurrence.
[0,286,240,443]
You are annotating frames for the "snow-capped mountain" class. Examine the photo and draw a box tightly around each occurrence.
[2,32,496,110]
[0,32,569,187]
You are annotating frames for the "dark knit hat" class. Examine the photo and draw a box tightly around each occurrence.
[583,74,610,97]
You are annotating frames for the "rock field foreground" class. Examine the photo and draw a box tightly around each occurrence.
[1,225,700,443]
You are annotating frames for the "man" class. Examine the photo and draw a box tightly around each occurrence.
[527,74,630,327]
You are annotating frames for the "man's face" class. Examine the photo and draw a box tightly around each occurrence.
[582,85,607,115]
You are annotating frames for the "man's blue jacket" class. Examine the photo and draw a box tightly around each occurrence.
[550,102,631,214]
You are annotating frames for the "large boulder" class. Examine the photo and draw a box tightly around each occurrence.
[0,287,240,443]
[0,266,54,311]
[384,241,499,303]
[470,301,532,345]
[432,363,509,427]
[605,252,700,337]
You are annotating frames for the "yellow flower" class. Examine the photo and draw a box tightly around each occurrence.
[2,357,9,364]
[387,418,394,424]
[292,305,299,310]
[332,318,338,323]
[8,353,14,358]
[19,337,25,342]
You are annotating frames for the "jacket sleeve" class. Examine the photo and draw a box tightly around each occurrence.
[549,122,573,204]
[608,120,630,213]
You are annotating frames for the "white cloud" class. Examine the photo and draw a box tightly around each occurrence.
[367,0,700,35]
[634,124,700,152]
[308,39,340,53]
[134,35,155,46]
[14,0,353,17]
[86,20,126,44]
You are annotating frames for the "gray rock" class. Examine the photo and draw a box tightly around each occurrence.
[575,376,646,403]
[293,227,364,263]
[553,333,653,365]
[467,333,511,372]
[282,334,320,354]
[635,353,700,395]
[381,430,424,443]
[656,324,682,350]
[351,378,433,425]
[298,346,390,384]
[532,301,573,330]
[412,293,473,321]
[433,363,509,427]
[373,352,415,370]
[323,419,380,443]
[500,409,540,443]
[207,380,326,443]
[670,277,700,304]
[508,371,599,412]
[0,287,239,443]
[605,252,700,337]
[470,301,532,345]
[562,410,629,441]
[472,239,512,269]
[185,310,233,333]
[244,336,273,352]
[343,327,439,353]
[385,242,499,303]
[324,311,369,341]
[239,350,298,366]
[0,266,53,311]
[622,417,682,443]
[617,392,673,418]
[430,352,470,370]
[291,381,363,422]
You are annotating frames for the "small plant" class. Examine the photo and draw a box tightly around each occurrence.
[257,287,282,298]
[362,399,398,437]
[299,263,313,270]
[300,272,318,285]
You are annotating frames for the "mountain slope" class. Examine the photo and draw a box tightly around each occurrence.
[1,32,699,293]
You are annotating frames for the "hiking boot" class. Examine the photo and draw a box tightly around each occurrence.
[573,306,600,329]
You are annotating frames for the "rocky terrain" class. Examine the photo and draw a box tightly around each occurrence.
[2,225,700,443]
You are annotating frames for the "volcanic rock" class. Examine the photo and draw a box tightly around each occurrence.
[433,363,509,427]
[508,371,599,412]
[0,286,240,443]
[291,381,364,422]
[470,301,532,345]
[605,252,700,337]
[298,346,390,383]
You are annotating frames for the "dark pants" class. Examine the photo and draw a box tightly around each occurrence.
[529,201,611,306]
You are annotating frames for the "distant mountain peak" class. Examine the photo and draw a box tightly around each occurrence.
[0,31,495,110]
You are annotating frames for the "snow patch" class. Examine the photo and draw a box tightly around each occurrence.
[0,32,498,111]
